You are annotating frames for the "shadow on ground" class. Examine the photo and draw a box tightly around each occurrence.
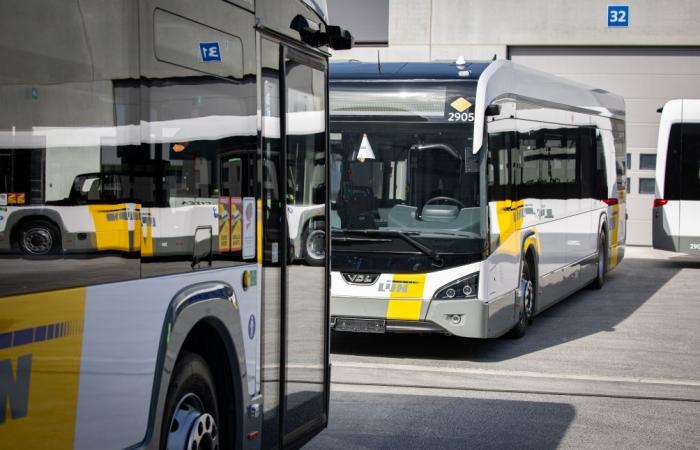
[331,256,694,362]
[306,391,576,450]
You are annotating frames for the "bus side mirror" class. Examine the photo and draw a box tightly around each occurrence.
[290,16,354,50]
[327,25,354,50]
[485,105,501,117]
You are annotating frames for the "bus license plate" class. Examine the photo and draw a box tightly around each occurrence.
[335,318,386,334]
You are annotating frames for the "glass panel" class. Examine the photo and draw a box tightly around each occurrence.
[283,55,327,437]
[0,4,140,296]
[664,124,682,200]
[136,76,257,277]
[680,124,700,201]
[330,81,477,122]
[639,178,655,195]
[639,153,657,170]
[329,81,481,273]
[260,38,282,447]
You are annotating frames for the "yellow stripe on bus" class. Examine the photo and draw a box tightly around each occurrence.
[495,199,525,255]
[386,300,422,320]
[385,274,426,320]
[389,273,426,299]
[88,204,137,252]
[610,202,620,268]
[0,288,86,450]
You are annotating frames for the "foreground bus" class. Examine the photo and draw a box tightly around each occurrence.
[329,60,626,339]
[653,99,700,254]
[0,1,352,448]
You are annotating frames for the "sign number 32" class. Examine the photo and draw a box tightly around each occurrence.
[608,5,629,27]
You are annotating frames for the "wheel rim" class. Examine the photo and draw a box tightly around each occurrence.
[22,227,53,255]
[167,393,219,450]
[522,278,534,319]
[306,229,325,260]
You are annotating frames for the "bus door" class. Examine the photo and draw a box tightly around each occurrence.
[282,47,328,445]
[260,38,330,448]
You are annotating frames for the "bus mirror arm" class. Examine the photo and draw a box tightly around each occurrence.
[290,15,354,50]
[485,104,501,117]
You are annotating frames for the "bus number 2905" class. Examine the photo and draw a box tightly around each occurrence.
[448,112,475,122]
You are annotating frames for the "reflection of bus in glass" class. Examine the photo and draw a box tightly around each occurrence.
[259,146,325,265]
[653,99,700,254]
[0,1,351,449]
[287,150,327,265]
[0,164,222,258]
[329,60,626,339]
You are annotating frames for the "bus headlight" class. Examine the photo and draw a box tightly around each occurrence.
[433,274,479,300]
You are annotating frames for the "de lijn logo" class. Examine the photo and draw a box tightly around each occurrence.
[0,355,32,424]
[199,42,222,62]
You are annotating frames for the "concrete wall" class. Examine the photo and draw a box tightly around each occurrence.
[331,0,700,62]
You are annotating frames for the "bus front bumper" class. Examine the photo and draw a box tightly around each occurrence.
[331,291,517,339]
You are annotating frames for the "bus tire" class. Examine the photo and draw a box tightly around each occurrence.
[302,225,325,266]
[509,257,535,339]
[591,230,607,290]
[17,219,61,257]
[162,351,221,450]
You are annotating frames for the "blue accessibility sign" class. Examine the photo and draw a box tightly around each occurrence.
[199,42,222,62]
[607,5,629,27]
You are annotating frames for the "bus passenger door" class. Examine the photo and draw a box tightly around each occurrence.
[281,47,329,446]
[259,38,330,449]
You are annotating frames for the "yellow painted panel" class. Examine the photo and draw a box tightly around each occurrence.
[88,204,137,252]
[495,199,525,255]
[0,288,86,450]
[386,300,422,320]
[141,207,154,257]
[610,203,620,268]
[388,274,426,299]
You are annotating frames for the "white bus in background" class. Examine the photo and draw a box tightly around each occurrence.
[653,99,700,255]
[329,60,626,339]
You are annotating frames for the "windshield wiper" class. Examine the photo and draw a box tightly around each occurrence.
[333,229,443,266]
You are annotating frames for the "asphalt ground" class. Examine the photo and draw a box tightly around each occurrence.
[307,247,700,449]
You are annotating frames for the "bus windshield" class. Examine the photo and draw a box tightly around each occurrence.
[329,81,485,270]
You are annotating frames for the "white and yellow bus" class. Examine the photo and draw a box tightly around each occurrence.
[0,1,353,449]
[329,60,626,339]
[653,99,700,254]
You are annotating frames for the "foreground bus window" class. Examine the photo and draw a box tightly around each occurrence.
[329,61,626,340]
[0,1,351,448]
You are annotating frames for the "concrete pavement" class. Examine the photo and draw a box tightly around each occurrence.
[307,247,700,449]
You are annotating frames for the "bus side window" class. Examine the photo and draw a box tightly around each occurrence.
[486,131,513,201]
[593,130,608,200]
[680,123,700,200]
[579,128,596,199]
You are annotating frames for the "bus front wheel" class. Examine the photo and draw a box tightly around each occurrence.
[17,220,61,257]
[509,258,535,339]
[162,352,221,450]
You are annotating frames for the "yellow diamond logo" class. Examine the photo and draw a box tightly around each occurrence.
[450,97,472,112]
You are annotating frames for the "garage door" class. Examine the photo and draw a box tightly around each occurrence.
[509,47,700,246]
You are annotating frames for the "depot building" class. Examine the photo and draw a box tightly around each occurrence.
[328,0,700,245]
